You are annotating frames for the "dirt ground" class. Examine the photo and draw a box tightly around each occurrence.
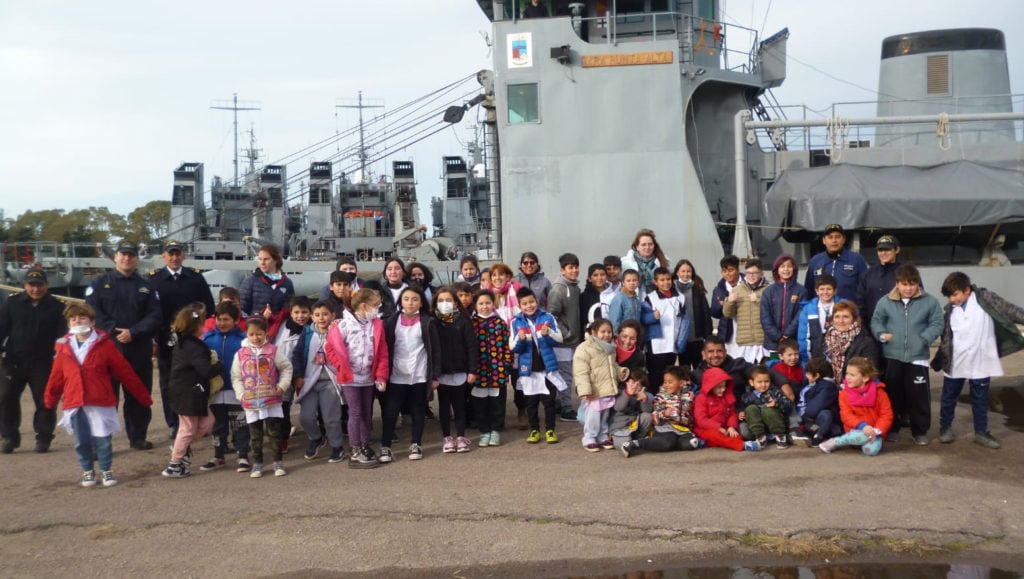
[2,353,1023,577]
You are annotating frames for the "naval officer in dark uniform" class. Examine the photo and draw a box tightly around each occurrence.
[85,241,162,450]
[149,240,215,439]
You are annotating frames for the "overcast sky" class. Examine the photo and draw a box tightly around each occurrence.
[2,0,1022,225]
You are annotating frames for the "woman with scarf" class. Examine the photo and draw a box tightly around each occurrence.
[620,229,670,295]
[672,259,713,369]
[823,301,880,382]
[722,259,769,364]
[239,244,295,340]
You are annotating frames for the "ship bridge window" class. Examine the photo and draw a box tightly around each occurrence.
[508,83,539,124]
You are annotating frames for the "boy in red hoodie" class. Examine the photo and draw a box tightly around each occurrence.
[694,367,762,452]
[45,303,153,488]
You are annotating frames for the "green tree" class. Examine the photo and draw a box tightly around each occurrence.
[123,200,171,243]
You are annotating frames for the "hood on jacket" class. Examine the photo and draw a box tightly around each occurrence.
[886,285,923,301]
[700,366,733,396]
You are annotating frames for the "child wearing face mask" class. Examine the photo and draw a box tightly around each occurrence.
[433,287,480,453]
[326,289,389,468]
[45,304,153,488]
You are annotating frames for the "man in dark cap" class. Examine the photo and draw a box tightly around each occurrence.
[857,234,906,336]
[0,269,67,453]
[149,241,215,439]
[85,242,162,450]
[803,224,867,303]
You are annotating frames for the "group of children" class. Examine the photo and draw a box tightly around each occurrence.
[38,247,1021,486]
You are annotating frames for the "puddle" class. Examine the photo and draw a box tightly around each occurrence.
[565,563,1021,578]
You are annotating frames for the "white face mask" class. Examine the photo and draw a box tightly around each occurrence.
[436,302,455,315]
[69,325,92,335]
[368,306,381,319]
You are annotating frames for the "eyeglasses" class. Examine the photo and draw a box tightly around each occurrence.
[745,271,763,277]
[521,260,537,266]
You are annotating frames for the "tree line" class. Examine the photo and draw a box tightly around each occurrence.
[0,201,170,246]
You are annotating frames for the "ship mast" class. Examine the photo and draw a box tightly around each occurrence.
[211,93,261,185]
[336,92,384,183]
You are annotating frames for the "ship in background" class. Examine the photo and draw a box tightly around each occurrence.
[5,1,1024,303]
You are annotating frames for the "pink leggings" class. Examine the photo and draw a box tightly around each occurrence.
[172,412,215,462]
[694,427,745,451]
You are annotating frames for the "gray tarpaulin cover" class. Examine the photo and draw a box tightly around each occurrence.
[762,160,1024,239]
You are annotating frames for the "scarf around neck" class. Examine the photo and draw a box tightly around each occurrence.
[825,320,861,379]
[844,378,879,407]
[616,344,635,364]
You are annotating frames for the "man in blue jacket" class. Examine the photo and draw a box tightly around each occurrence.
[804,224,867,302]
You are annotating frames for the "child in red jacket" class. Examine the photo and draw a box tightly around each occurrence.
[44,303,153,488]
[694,367,761,451]
[819,357,893,456]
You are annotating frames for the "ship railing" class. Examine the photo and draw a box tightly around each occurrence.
[753,93,1024,153]
[2,241,113,263]
[572,11,759,73]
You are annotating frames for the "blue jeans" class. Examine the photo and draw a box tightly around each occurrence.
[831,429,883,456]
[940,376,990,433]
[72,410,113,472]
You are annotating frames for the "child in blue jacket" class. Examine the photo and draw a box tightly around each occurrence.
[199,302,250,472]
[510,287,564,444]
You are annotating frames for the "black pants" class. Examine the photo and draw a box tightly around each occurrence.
[884,359,931,437]
[524,380,557,432]
[248,417,283,464]
[646,352,678,391]
[156,353,179,433]
[280,400,293,443]
[638,430,699,452]
[0,361,56,445]
[211,403,250,459]
[113,342,153,445]
[382,382,427,447]
[473,391,505,434]
[437,383,467,437]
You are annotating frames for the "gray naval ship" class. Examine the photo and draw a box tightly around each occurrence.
[5,1,1024,302]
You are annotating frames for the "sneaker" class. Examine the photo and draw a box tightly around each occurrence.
[274,462,287,476]
[974,431,1001,449]
[280,440,289,454]
[456,436,471,453]
[478,432,491,447]
[363,446,377,461]
[584,442,601,452]
[938,427,956,444]
[743,440,762,452]
[378,447,394,463]
[488,431,501,446]
[621,440,638,458]
[161,462,189,478]
[304,438,326,460]
[526,430,542,444]
[776,437,790,449]
[236,458,251,473]
[789,431,810,447]
[756,435,767,448]
[129,440,154,450]
[818,438,838,454]
[81,471,96,487]
[328,447,345,463]
[913,435,930,446]
[442,436,456,454]
[250,464,264,478]
[200,458,226,471]
[558,408,577,422]
[810,436,823,448]
[100,470,118,487]
[348,447,379,469]
[599,439,615,450]
[409,443,423,460]
[545,430,559,444]
[181,449,192,468]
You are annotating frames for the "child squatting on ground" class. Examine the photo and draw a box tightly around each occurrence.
[819,357,894,456]
[621,366,702,457]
